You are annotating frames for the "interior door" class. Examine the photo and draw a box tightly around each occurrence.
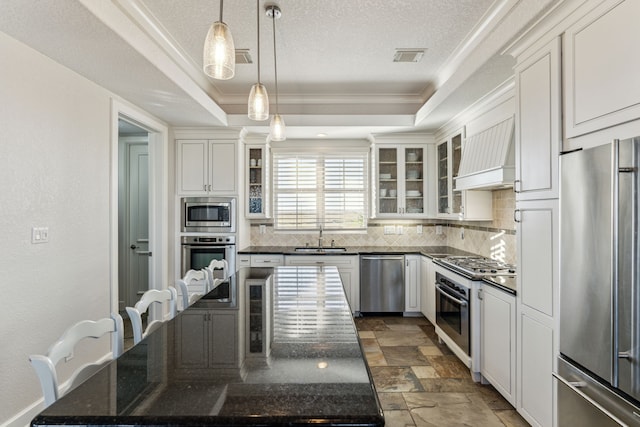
[126,143,150,308]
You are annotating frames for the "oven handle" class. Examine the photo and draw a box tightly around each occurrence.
[435,285,467,307]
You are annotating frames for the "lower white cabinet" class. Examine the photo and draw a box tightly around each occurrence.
[405,255,421,312]
[173,309,240,376]
[284,255,360,314]
[420,256,436,324]
[237,254,251,269]
[480,284,517,406]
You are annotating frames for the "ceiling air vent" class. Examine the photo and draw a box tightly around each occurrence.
[393,49,425,63]
[235,49,253,64]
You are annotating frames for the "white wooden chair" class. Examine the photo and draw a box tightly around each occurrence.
[176,269,207,311]
[125,288,177,345]
[29,313,124,407]
[205,259,229,291]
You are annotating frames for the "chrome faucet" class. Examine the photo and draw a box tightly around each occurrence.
[318,225,323,249]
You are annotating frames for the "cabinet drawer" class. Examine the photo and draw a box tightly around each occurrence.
[285,255,357,268]
[250,255,284,267]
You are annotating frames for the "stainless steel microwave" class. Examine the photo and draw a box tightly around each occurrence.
[181,197,236,233]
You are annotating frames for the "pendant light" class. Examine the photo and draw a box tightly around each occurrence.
[267,5,286,141]
[203,0,235,80]
[248,0,268,121]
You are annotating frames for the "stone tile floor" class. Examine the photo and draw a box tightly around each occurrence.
[355,315,529,427]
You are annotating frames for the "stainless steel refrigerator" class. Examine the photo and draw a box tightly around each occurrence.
[559,138,640,426]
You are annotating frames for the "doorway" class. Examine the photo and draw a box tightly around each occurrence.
[118,120,149,311]
[110,99,169,322]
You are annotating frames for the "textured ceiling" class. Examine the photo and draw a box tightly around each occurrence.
[0,0,559,138]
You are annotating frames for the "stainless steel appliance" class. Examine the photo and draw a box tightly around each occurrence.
[435,271,470,355]
[559,139,640,425]
[433,256,517,382]
[181,235,236,277]
[181,197,236,233]
[360,255,405,313]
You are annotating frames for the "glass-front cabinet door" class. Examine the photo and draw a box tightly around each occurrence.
[376,144,427,218]
[437,130,463,218]
[245,144,269,218]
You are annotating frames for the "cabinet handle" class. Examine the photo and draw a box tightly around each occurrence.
[478,289,483,300]
[208,184,212,191]
[203,184,207,191]
[514,179,521,193]
[514,209,521,223]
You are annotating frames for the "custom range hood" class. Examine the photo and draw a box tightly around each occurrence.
[455,116,515,190]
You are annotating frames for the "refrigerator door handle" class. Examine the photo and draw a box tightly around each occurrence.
[612,139,620,387]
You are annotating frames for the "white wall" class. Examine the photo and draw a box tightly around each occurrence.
[0,31,140,425]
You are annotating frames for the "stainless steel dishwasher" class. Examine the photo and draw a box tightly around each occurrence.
[360,255,405,313]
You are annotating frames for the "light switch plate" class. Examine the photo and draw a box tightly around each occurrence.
[436,225,443,235]
[417,225,423,234]
[396,225,403,235]
[384,225,395,235]
[259,224,266,234]
[31,226,49,243]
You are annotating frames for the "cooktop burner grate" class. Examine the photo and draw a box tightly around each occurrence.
[435,256,516,279]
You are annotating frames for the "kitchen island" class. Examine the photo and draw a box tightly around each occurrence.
[31,266,384,427]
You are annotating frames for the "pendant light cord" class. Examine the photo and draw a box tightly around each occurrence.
[256,0,261,83]
[219,0,224,21]
[272,8,279,114]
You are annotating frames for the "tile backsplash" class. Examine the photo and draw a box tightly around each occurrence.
[249,189,516,264]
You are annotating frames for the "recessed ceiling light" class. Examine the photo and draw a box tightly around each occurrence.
[393,49,426,63]
[235,49,253,64]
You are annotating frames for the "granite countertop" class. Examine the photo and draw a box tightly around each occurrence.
[238,245,476,258]
[32,267,384,427]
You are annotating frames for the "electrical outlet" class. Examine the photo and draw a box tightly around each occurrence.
[436,225,443,235]
[259,224,266,234]
[31,226,49,244]
[396,225,403,235]
[416,224,423,234]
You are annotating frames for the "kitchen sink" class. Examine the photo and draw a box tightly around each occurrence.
[294,247,347,253]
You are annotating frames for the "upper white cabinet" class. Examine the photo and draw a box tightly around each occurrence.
[436,130,492,220]
[177,139,237,196]
[564,0,640,138]
[514,37,561,201]
[245,143,269,218]
[375,144,429,218]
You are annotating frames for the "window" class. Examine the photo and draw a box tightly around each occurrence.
[272,148,368,231]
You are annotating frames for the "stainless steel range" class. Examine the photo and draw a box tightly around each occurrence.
[432,255,516,382]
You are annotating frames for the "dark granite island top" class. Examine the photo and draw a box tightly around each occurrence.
[32,267,384,427]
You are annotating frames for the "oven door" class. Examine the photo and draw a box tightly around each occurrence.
[435,284,470,355]
[181,244,236,277]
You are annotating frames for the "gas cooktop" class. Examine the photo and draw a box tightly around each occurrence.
[434,256,516,280]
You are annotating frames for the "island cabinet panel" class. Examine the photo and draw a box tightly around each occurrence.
[480,284,516,406]
[564,0,640,138]
[514,37,560,201]
[173,309,239,375]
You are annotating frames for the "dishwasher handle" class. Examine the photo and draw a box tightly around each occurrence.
[361,256,405,261]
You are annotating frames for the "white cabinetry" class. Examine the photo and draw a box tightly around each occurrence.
[237,254,251,269]
[436,130,492,220]
[404,255,421,313]
[245,143,269,218]
[284,255,360,314]
[564,0,640,138]
[514,38,561,201]
[515,199,559,427]
[250,254,284,267]
[375,144,429,218]
[177,139,237,196]
[420,256,436,324]
[480,284,516,406]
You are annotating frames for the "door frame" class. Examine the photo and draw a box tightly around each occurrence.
[110,99,169,316]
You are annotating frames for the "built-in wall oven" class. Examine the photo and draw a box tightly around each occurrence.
[181,197,236,233]
[181,235,236,278]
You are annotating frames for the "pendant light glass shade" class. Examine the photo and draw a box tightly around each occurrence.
[270,113,286,141]
[248,83,269,120]
[203,21,235,80]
